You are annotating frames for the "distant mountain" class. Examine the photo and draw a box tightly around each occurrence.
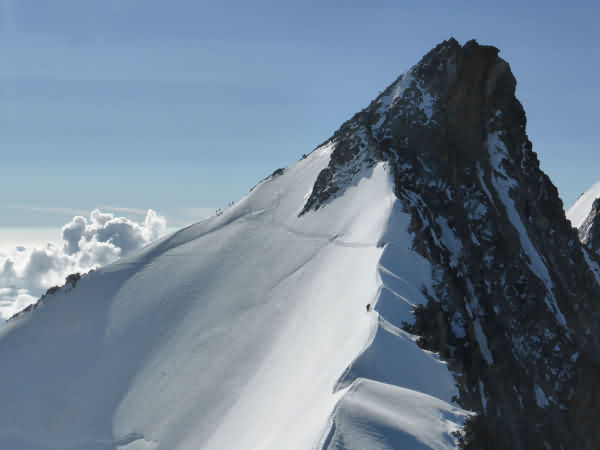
[568,182,600,254]
[578,198,600,253]
[1,39,599,450]
[567,182,600,228]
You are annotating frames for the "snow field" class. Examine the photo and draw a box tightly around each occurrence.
[0,142,466,450]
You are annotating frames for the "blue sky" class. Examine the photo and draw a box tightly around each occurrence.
[2,0,599,231]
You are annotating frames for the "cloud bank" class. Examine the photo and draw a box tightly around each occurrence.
[0,209,167,320]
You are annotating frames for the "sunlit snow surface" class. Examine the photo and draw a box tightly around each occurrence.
[0,143,466,450]
[565,182,600,287]
[567,182,600,229]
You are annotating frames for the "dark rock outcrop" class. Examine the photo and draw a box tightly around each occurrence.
[303,38,600,450]
[8,271,85,321]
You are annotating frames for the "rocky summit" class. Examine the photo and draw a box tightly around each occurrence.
[302,38,600,449]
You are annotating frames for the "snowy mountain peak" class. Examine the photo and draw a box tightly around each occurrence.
[577,197,600,253]
[567,181,600,229]
[1,40,600,450]
[299,39,600,449]
[301,39,514,216]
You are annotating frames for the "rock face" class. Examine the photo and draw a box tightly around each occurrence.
[578,198,600,255]
[302,39,600,449]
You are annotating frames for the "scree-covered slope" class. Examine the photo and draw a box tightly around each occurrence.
[0,140,466,449]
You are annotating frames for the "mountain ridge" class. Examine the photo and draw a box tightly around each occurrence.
[2,38,600,450]
[298,37,600,449]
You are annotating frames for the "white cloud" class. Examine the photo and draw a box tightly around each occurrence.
[0,208,167,321]
[0,288,36,321]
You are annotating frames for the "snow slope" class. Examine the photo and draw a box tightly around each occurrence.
[0,143,465,450]
[567,182,600,229]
